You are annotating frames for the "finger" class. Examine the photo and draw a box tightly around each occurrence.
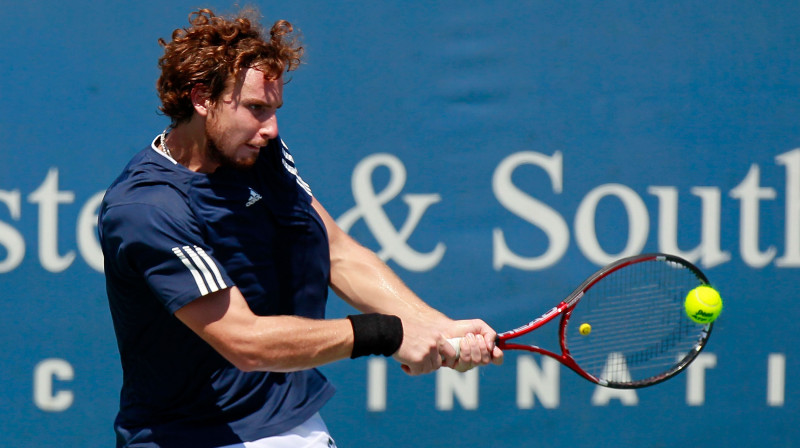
[416,344,441,375]
[476,334,492,365]
[458,333,475,364]
[455,333,480,372]
[468,333,482,365]
[431,347,442,373]
[471,321,500,361]
[475,322,498,352]
[491,346,504,365]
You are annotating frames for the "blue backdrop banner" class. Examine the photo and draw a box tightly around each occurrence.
[1,1,798,446]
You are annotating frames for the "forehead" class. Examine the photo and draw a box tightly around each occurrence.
[229,67,283,100]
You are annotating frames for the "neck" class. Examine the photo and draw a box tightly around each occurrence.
[164,118,219,173]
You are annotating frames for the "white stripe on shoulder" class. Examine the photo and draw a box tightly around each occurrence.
[181,245,222,293]
[192,246,227,289]
[172,247,209,296]
[280,140,313,197]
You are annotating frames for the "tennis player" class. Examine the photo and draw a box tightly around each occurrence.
[98,8,502,448]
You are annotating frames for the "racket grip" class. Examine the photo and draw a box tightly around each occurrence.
[446,337,461,358]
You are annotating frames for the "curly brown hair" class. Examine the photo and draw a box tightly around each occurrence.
[157,8,303,124]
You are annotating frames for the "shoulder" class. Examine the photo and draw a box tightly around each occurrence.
[100,148,199,241]
[256,137,313,198]
[103,148,193,210]
[101,181,191,226]
[99,193,200,253]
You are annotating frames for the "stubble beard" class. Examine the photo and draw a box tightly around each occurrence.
[204,128,257,171]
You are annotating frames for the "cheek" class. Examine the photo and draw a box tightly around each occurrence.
[206,112,237,142]
[206,107,259,148]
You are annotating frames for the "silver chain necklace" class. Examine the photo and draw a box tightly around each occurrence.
[159,130,173,158]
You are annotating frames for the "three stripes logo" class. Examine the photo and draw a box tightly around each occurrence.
[246,188,262,207]
[280,139,313,197]
[171,245,227,295]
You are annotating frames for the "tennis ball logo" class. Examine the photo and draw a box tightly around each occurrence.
[684,285,723,324]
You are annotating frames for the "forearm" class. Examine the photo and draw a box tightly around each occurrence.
[211,315,354,372]
[329,241,449,324]
[313,198,501,374]
[312,197,445,321]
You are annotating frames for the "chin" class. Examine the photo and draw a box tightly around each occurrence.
[230,158,258,171]
[222,147,261,170]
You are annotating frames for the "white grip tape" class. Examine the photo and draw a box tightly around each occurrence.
[446,337,462,358]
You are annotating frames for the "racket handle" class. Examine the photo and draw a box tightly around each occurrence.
[446,337,461,358]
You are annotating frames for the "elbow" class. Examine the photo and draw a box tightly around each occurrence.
[219,342,295,373]
[211,338,267,372]
[231,357,261,373]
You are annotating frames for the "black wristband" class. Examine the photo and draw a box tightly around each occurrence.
[346,314,404,358]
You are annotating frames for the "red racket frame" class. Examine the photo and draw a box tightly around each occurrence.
[495,253,714,388]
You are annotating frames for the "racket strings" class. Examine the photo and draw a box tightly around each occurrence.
[566,259,706,385]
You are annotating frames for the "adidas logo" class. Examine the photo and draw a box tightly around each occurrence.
[246,188,262,207]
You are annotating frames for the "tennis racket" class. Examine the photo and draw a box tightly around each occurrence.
[450,253,714,389]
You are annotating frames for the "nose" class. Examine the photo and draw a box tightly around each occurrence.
[260,113,279,141]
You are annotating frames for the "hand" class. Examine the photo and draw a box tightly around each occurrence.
[392,316,450,375]
[393,317,504,375]
[441,319,504,372]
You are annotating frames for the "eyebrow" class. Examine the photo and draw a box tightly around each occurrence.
[242,98,283,109]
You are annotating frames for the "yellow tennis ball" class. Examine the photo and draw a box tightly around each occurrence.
[685,285,723,323]
[579,323,592,335]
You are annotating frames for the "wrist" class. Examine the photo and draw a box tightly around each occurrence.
[346,314,404,358]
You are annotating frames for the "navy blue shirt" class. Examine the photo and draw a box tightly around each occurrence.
[99,136,335,447]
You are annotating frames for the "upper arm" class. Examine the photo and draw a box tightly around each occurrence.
[311,197,370,267]
[174,286,261,371]
[174,284,355,372]
[100,189,233,313]
[311,197,349,252]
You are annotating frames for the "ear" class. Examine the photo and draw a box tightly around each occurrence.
[190,84,212,117]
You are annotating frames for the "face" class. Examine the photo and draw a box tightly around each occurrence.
[204,67,283,170]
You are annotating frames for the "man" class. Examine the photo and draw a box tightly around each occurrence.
[99,8,502,448]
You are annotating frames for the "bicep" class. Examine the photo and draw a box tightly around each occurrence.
[311,198,429,315]
[311,198,375,301]
[311,197,353,255]
[311,197,377,271]
[174,286,261,369]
